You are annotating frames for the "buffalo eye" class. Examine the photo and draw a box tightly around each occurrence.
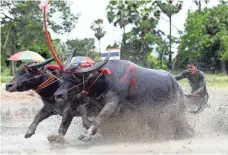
[19,70,26,75]
[69,77,75,82]
[25,69,31,74]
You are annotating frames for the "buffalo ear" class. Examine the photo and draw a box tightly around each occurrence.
[64,48,77,70]
[72,73,78,79]
[38,66,45,71]
[25,69,30,74]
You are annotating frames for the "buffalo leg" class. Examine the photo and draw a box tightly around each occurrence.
[78,91,119,142]
[47,105,73,143]
[25,106,53,138]
[57,106,74,136]
[78,104,91,129]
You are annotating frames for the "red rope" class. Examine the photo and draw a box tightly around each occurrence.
[43,7,64,71]
[57,83,83,95]
[35,75,55,92]
[9,69,60,85]
[59,71,104,95]
[10,74,46,85]
[85,72,103,91]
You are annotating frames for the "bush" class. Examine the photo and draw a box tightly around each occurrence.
[147,55,159,69]
[1,67,11,76]
[0,75,13,84]
[147,55,168,70]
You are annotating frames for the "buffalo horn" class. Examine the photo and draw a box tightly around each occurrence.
[29,57,54,68]
[64,48,77,70]
[76,56,110,75]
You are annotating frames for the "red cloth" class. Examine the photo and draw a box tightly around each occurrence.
[46,64,61,70]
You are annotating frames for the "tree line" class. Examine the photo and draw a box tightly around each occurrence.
[1,0,228,74]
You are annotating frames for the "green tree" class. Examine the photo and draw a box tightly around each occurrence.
[106,42,119,49]
[90,19,106,54]
[107,0,139,42]
[0,1,79,74]
[144,31,168,69]
[107,0,181,68]
[119,0,162,67]
[193,0,209,13]
[156,0,183,69]
[178,3,228,74]
[65,38,98,60]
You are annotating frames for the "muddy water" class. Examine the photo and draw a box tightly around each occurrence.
[1,88,228,154]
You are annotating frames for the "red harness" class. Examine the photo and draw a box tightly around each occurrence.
[34,65,62,92]
[81,70,105,95]
[75,62,111,94]
[60,68,111,95]
[11,66,60,93]
[35,75,56,92]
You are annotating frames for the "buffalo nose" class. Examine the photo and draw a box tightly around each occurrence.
[6,83,12,90]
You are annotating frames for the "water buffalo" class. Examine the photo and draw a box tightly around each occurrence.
[54,56,189,142]
[5,57,101,141]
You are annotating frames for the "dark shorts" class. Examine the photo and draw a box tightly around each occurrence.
[191,92,209,105]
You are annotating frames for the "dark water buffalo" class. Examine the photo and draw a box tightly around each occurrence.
[5,57,101,141]
[54,56,189,142]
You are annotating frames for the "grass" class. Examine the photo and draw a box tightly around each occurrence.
[0,73,227,88]
[178,73,228,88]
[0,75,13,84]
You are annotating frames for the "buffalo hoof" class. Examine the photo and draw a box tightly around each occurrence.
[24,130,35,138]
[78,133,91,142]
[47,134,65,144]
[83,121,92,130]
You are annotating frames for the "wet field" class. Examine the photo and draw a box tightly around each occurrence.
[1,88,228,154]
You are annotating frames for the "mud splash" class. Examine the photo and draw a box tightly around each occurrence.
[1,88,228,154]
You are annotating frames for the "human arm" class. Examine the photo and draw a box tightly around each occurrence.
[174,71,187,81]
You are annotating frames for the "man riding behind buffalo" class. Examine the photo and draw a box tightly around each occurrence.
[174,61,210,113]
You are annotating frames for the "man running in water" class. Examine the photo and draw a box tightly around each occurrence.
[175,62,209,113]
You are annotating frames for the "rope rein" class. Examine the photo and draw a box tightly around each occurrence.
[58,71,104,95]
[10,68,62,92]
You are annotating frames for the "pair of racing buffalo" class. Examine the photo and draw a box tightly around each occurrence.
[5,53,191,143]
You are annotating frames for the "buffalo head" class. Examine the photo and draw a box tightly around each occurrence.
[54,56,109,102]
[6,57,54,92]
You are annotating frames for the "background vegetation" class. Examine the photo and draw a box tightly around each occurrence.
[1,0,227,84]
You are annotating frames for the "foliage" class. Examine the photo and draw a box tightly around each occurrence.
[90,19,106,41]
[177,73,228,88]
[107,0,162,66]
[156,0,183,69]
[147,55,159,69]
[0,75,13,84]
[65,38,99,60]
[106,42,119,49]
[156,0,183,18]
[1,67,11,75]
[193,0,210,13]
[1,1,79,74]
[107,0,140,40]
[178,2,228,73]
[90,19,106,54]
